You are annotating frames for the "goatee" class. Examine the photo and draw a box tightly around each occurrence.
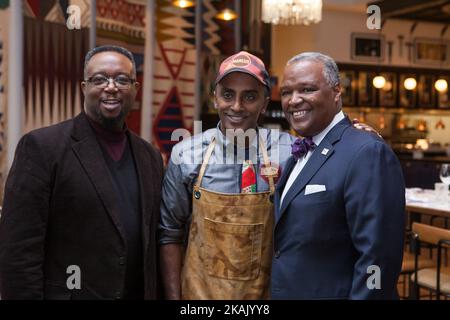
[99,112,126,132]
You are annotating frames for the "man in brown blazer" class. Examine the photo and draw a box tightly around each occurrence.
[0,45,163,300]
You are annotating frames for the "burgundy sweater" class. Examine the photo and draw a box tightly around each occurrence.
[87,117,127,161]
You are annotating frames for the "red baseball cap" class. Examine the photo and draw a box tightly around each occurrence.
[215,51,271,90]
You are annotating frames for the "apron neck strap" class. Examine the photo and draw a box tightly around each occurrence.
[195,137,216,190]
[259,137,275,195]
[194,134,275,195]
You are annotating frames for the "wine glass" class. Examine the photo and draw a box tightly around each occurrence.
[440,164,450,185]
[439,164,450,202]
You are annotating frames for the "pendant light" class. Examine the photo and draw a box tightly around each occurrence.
[216,8,237,21]
[404,77,417,90]
[435,78,448,93]
[172,0,195,8]
[373,75,386,89]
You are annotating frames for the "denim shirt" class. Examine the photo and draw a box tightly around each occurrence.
[159,123,295,244]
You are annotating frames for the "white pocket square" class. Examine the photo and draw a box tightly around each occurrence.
[305,184,326,195]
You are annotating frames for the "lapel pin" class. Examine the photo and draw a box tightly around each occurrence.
[321,148,329,155]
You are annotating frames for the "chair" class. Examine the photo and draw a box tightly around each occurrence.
[410,222,450,300]
[430,215,449,265]
[399,230,435,299]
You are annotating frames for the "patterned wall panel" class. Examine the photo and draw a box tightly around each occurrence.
[23,0,90,132]
[23,17,89,132]
[152,0,195,155]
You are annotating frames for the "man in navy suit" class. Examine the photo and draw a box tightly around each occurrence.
[271,52,405,299]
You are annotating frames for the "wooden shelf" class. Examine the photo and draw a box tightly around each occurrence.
[344,106,450,116]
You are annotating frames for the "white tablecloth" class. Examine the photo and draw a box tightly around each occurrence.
[406,188,450,213]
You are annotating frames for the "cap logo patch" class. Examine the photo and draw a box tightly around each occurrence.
[231,55,251,67]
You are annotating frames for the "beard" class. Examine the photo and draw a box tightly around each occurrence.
[98,110,127,131]
[85,103,129,132]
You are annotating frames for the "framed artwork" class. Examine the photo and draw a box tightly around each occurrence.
[378,72,397,107]
[418,74,435,108]
[357,71,376,106]
[413,38,449,65]
[339,70,356,106]
[351,33,385,62]
[399,74,417,108]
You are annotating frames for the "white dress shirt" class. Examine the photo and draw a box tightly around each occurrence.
[280,111,345,207]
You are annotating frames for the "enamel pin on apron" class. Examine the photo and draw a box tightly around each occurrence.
[260,164,279,178]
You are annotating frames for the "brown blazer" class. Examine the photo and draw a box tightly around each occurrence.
[0,112,163,299]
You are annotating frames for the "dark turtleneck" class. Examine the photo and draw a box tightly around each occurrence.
[86,116,127,161]
[86,114,144,299]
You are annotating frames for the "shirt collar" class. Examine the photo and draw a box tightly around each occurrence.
[213,121,262,163]
[214,121,260,150]
[312,110,345,146]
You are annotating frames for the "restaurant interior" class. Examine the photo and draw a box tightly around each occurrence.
[0,0,449,300]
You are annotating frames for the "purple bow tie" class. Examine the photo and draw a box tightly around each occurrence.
[291,137,315,161]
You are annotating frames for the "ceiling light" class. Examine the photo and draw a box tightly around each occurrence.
[435,119,446,130]
[262,0,322,25]
[373,76,386,89]
[404,77,417,90]
[216,8,237,21]
[435,78,448,93]
[173,0,195,8]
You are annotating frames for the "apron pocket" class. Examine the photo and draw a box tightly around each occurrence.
[203,218,263,281]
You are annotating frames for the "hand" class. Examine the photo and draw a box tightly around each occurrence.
[352,119,383,138]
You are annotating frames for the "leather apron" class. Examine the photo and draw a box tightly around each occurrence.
[181,137,275,300]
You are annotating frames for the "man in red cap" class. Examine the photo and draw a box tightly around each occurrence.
[159,51,289,300]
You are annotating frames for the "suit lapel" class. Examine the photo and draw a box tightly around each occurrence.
[276,117,351,225]
[71,113,127,245]
[276,156,296,193]
[274,156,296,222]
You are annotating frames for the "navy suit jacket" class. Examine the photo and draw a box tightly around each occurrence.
[271,117,405,299]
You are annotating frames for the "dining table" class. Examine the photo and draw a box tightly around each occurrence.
[405,188,450,226]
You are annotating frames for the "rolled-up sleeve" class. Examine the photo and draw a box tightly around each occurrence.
[159,158,191,245]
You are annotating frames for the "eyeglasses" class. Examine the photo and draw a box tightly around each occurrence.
[84,75,136,90]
